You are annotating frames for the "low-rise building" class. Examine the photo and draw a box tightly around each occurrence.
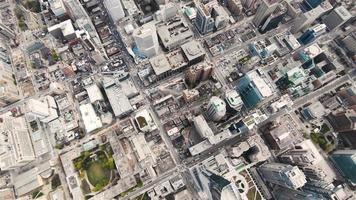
[149,54,172,80]
[79,103,102,133]
[181,40,205,65]
[157,19,193,51]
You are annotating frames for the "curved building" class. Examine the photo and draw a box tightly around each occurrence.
[207,96,226,121]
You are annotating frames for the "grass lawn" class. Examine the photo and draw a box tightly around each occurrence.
[87,161,111,188]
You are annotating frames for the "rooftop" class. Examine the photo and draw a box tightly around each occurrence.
[79,103,102,133]
[157,20,194,50]
[149,54,172,76]
[248,70,273,98]
[181,40,205,61]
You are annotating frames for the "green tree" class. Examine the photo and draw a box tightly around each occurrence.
[51,174,61,190]
[74,161,82,171]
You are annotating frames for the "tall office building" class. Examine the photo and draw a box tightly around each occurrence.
[133,23,159,58]
[330,150,356,185]
[259,3,287,33]
[0,62,20,107]
[195,3,216,34]
[323,6,352,30]
[235,70,273,109]
[291,1,332,33]
[298,24,327,45]
[103,0,125,22]
[0,116,35,170]
[0,23,15,40]
[195,1,229,34]
[224,89,244,113]
[253,0,279,27]
[48,0,67,18]
[206,96,226,121]
[341,32,356,54]
[201,169,242,200]
[273,186,325,200]
[258,163,307,189]
[280,149,317,166]
[227,0,243,16]
[302,0,323,11]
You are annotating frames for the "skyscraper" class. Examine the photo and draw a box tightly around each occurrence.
[103,0,125,22]
[195,3,216,34]
[259,3,287,33]
[206,96,226,121]
[258,163,307,189]
[273,186,325,200]
[195,1,229,34]
[0,23,15,40]
[201,169,242,200]
[323,6,352,30]
[235,70,273,109]
[133,23,159,58]
[291,1,332,33]
[0,60,20,107]
[330,150,356,185]
[253,0,279,27]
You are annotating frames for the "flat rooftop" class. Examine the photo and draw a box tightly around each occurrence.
[157,20,194,49]
[149,54,172,76]
[181,40,205,61]
[79,103,102,133]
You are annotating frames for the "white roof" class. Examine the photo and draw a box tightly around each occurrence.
[79,103,102,133]
[104,0,125,21]
[149,54,172,76]
[334,6,352,21]
[48,19,75,37]
[194,115,214,139]
[189,140,212,156]
[27,99,50,117]
[248,71,273,98]
[85,84,104,103]
[130,134,152,162]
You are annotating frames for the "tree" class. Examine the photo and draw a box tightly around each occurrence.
[24,0,41,13]
[51,174,61,190]
[105,157,115,169]
[74,161,82,171]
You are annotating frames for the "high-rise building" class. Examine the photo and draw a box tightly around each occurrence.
[326,109,356,133]
[195,1,229,34]
[227,0,243,16]
[291,1,332,33]
[206,96,226,121]
[298,24,327,45]
[235,70,273,108]
[302,0,323,11]
[280,149,317,166]
[103,0,125,22]
[200,169,242,200]
[259,3,287,33]
[0,116,35,170]
[273,186,325,200]
[323,6,352,30]
[48,0,67,18]
[159,3,178,21]
[224,89,244,113]
[195,3,216,34]
[0,61,20,107]
[185,62,213,85]
[253,0,279,27]
[330,150,356,185]
[0,23,15,40]
[133,23,159,58]
[258,163,307,189]
[341,32,356,54]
